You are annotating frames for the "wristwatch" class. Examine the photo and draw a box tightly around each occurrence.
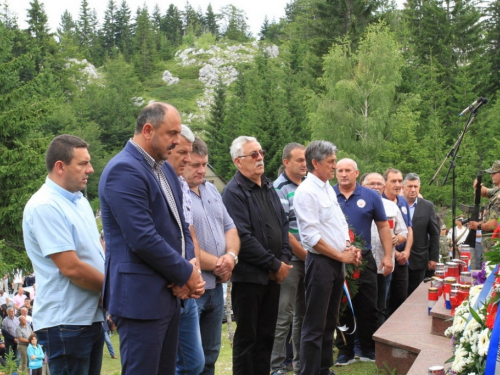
[477,223,482,231]
[227,251,238,265]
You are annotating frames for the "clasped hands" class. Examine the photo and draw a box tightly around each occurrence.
[269,262,293,284]
[343,246,362,266]
[169,258,206,300]
[213,253,235,283]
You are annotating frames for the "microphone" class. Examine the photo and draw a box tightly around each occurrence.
[459,97,484,116]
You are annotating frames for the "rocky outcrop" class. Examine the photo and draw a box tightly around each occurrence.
[162,70,179,85]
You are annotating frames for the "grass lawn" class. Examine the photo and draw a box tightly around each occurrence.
[102,324,381,375]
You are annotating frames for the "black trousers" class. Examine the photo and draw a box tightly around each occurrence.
[408,268,426,296]
[387,262,408,317]
[336,252,378,357]
[376,273,389,327]
[300,253,344,375]
[231,281,280,375]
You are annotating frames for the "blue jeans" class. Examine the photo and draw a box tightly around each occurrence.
[103,330,115,357]
[176,298,204,375]
[36,322,104,375]
[195,284,224,375]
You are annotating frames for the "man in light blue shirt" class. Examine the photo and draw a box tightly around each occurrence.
[23,135,105,375]
[184,137,239,375]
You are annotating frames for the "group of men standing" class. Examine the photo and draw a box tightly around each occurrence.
[23,100,491,375]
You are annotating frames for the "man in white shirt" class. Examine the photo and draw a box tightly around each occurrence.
[363,173,408,326]
[294,140,361,375]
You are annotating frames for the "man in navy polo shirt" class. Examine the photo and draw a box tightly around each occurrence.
[382,168,413,316]
[333,158,392,366]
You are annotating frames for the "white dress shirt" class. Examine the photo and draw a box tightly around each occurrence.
[371,198,408,274]
[294,173,350,254]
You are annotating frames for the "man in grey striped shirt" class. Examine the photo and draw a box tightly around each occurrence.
[271,143,308,375]
[184,137,240,375]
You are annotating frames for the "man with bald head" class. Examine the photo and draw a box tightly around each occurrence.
[222,136,292,375]
[99,102,204,374]
[16,314,32,372]
[362,173,408,325]
[334,159,392,365]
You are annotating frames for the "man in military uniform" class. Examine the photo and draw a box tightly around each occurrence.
[468,161,500,253]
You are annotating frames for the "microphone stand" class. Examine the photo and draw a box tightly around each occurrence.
[429,101,486,259]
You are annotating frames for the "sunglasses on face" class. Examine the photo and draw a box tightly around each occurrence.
[238,150,266,159]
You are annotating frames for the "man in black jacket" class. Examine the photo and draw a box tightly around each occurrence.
[222,136,293,375]
[403,173,440,295]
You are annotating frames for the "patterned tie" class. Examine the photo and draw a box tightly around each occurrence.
[129,139,186,258]
[153,164,186,258]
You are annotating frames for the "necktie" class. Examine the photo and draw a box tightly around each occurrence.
[153,164,186,258]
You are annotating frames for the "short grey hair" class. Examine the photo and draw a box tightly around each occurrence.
[230,136,260,161]
[337,158,358,170]
[363,172,384,185]
[305,140,337,172]
[403,173,421,186]
[180,125,195,143]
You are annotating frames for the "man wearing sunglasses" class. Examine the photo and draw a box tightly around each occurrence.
[222,136,293,375]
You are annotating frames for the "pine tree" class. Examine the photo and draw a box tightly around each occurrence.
[313,0,379,57]
[205,4,218,38]
[0,24,62,268]
[259,16,269,40]
[101,0,118,57]
[76,0,99,62]
[132,6,158,80]
[162,4,183,47]
[115,0,133,59]
[220,5,250,42]
[206,78,232,180]
[0,1,18,29]
[26,0,55,72]
[183,2,203,37]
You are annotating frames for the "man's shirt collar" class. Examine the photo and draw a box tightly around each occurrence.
[45,177,82,204]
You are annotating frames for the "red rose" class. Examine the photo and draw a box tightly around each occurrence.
[341,296,348,304]
[349,229,355,243]
[352,270,360,279]
[492,226,500,239]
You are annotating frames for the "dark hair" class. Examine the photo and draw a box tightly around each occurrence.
[29,333,37,345]
[135,103,168,134]
[282,142,305,160]
[46,135,89,172]
[192,137,209,156]
[383,168,402,181]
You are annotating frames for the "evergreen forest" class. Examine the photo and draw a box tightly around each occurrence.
[1,0,500,270]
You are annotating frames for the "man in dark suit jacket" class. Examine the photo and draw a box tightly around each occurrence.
[403,173,440,296]
[99,102,205,375]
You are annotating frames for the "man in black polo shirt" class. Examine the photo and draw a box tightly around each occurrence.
[222,136,293,375]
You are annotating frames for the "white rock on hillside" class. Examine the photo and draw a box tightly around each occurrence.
[66,58,101,80]
[172,43,280,125]
[162,70,179,85]
[132,97,145,106]
[264,45,279,58]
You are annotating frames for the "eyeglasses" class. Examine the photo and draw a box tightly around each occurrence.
[238,150,266,159]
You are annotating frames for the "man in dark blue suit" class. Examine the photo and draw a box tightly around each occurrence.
[99,102,205,375]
